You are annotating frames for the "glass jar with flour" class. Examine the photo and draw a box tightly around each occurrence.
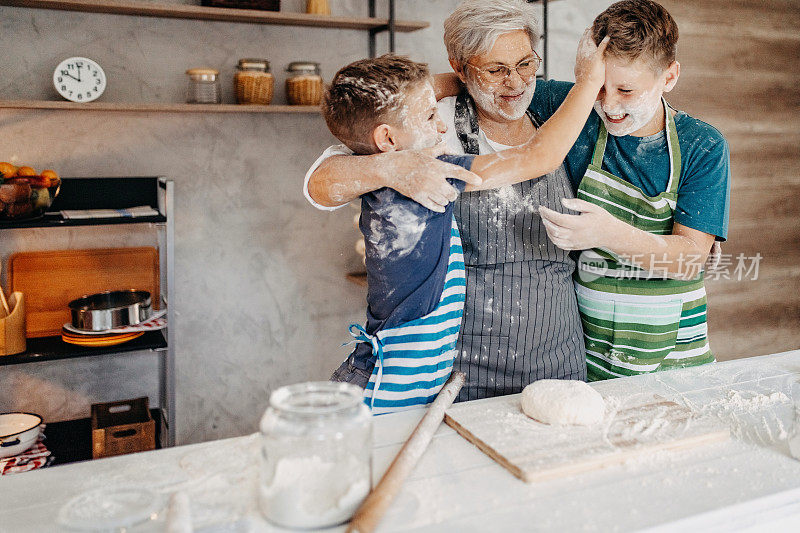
[259,382,372,528]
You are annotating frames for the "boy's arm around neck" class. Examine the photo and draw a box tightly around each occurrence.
[307,146,482,213]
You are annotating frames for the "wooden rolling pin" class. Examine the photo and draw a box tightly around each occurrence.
[347,371,466,533]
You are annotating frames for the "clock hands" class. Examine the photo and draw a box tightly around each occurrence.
[61,70,80,82]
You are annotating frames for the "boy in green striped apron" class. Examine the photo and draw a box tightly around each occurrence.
[537,0,731,380]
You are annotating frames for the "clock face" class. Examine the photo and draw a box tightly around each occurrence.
[53,57,107,103]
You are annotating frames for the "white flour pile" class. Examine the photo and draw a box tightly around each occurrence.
[686,388,795,447]
[259,455,370,529]
[704,389,790,412]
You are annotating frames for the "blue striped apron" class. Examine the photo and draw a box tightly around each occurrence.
[349,217,466,414]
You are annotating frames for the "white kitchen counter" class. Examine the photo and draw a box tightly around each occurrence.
[2,350,800,532]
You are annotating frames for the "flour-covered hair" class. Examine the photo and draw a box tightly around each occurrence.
[322,55,430,154]
[444,0,540,65]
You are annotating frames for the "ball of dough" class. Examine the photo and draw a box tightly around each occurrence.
[520,379,606,425]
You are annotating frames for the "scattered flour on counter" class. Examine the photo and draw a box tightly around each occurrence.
[260,455,370,529]
[789,419,800,460]
[689,389,794,446]
[620,416,673,440]
[710,390,791,412]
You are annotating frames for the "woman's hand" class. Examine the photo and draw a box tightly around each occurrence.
[574,30,609,90]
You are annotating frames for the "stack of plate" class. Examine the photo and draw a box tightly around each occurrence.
[61,290,154,347]
[61,329,144,347]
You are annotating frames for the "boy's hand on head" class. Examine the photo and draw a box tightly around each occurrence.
[386,151,481,213]
[574,29,609,90]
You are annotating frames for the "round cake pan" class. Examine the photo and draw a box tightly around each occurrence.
[68,290,151,332]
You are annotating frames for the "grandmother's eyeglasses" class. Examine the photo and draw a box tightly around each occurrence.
[466,51,542,84]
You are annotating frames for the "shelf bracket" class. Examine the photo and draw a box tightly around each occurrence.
[542,0,549,80]
[368,0,396,58]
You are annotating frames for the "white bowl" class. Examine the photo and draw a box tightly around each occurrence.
[0,412,42,458]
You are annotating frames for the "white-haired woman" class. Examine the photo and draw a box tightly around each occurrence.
[304,0,585,401]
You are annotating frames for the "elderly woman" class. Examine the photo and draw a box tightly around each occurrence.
[305,0,585,400]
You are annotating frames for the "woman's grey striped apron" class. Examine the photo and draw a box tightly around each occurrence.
[452,92,586,402]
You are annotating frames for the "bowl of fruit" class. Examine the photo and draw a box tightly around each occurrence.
[0,163,61,221]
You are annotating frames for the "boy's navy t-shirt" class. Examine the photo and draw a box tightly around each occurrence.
[530,80,730,241]
[349,154,475,371]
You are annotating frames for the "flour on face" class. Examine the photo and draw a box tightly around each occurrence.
[396,82,446,151]
[466,74,536,122]
[595,56,667,137]
[594,88,661,137]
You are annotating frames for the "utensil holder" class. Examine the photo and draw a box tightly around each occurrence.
[0,292,26,356]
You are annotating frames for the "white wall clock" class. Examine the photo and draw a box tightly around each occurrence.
[53,57,106,103]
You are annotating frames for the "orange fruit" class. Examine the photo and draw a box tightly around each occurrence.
[40,169,59,187]
[0,162,17,179]
[17,166,36,177]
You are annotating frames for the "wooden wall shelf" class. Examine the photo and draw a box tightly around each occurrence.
[0,0,429,31]
[0,100,321,113]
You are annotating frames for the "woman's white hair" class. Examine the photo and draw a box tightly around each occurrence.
[444,0,541,65]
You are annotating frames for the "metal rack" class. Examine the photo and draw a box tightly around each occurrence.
[1,177,176,450]
[370,0,551,79]
[368,0,395,58]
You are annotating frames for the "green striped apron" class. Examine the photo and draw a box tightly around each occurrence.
[575,98,714,381]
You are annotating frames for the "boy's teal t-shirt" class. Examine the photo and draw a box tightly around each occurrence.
[530,80,730,241]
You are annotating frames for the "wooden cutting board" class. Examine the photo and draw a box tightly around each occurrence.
[8,247,160,338]
[444,393,729,483]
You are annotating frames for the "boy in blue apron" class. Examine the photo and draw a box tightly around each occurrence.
[320,49,607,412]
[536,0,731,380]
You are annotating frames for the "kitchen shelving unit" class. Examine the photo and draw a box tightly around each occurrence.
[0,0,428,31]
[0,0,556,111]
[0,101,322,113]
[0,0,428,111]
[1,177,176,460]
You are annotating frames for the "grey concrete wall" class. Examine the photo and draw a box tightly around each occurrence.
[0,0,612,445]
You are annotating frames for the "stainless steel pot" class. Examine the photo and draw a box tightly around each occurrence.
[68,290,151,331]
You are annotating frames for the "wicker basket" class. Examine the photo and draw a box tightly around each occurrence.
[201,0,279,11]
[235,71,274,105]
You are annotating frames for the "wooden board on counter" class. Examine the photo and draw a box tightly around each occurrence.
[8,247,159,338]
[444,393,729,483]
